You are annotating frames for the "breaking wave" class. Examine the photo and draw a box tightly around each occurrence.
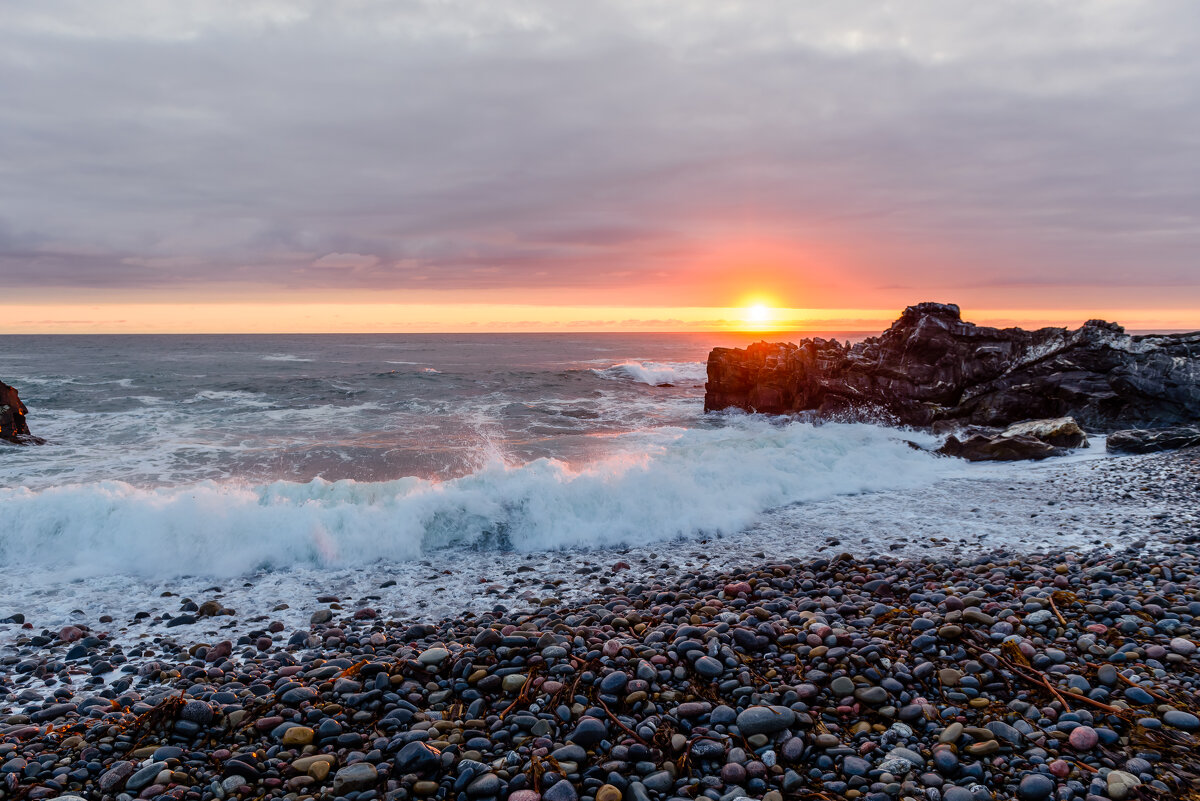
[0,420,948,579]
[595,361,708,386]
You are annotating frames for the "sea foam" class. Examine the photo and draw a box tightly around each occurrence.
[0,420,948,580]
[596,361,708,386]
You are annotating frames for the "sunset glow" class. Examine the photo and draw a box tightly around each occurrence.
[3,302,1199,335]
[746,304,771,324]
[0,3,1198,332]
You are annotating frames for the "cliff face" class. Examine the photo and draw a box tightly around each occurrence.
[704,302,1200,430]
[1,380,43,445]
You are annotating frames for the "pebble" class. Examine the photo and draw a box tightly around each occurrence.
[2,529,1200,801]
[1068,725,1098,750]
[1018,773,1056,800]
[1106,770,1142,800]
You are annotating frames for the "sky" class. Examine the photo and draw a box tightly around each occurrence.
[2,1,1199,333]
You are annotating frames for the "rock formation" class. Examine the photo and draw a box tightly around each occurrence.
[705,302,1200,431]
[1,380,44,445]
[937,417,1088,462]
[1106,425,1200,454]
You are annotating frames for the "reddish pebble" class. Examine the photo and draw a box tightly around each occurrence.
[1069,725,1098,750]
[1049,759,1071,778]
[58,626,83,642]
[723,581,752,596]
[612,561,630,573]
[509,792,541,801]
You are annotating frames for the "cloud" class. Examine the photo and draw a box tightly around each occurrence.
[310,253,381,271]
[0,1,1198,310]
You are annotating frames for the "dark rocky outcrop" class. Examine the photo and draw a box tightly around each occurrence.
[1106,425,1200,454]
[705,302,1200,431]
[937,417,1089,461]
[939,432,1063,462]
[1,380,44,445]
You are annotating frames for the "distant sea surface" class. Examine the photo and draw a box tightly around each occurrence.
[1,332,961,578]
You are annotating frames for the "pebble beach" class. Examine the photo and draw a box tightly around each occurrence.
[2,448,1199,801]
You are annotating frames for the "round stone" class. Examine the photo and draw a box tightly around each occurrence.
[736,705,796,736]
[1162,709,1200,731]
[281,726,314,746]
[842,756,871,777]
[1017,772,1055,800]
[502,673,529,692]
[856,685,888,705]
[568,716,608,747]
[417,647,449,665]
[1169,636,1196,656]
[932,749,958,774]
[331,763,378,794]
[1107,770,1142,800]
[1068,725,1097,750]
[543,778,578,801]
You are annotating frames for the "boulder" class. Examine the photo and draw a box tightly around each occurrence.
[1106,425,1200,454]
[938,432,1063,462]
[999,417,1089,448]
[705,302,1200,430]
[937,417,1089,461]
[0,380,44,445]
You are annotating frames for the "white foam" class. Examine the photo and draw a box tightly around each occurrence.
[185,390,274,407]
[261,354,313,362]
[595,361,707,386]
[0,420,950,581]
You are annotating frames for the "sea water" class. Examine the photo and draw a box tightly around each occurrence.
[0,332,953,580]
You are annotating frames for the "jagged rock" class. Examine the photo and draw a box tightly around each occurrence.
[1106,425,1200,454]
[705,302,1200,430]
[0,380,44,445]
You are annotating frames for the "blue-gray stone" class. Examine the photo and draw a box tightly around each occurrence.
[599,671,628,693]
[466,772,502,797]
[1162,709,1200,731]
[736,705,796,736]
[567,716,608,747]
[842,756,871,776]
[690,739,726,760]
[395,740,441,773]
[1018,773,1056,800]
[1123,686,1154,705]
[125,762,167,792]
[933,749,958,774]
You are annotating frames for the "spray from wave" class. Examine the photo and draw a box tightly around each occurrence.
[0,420,949,580]
[594,361,708,386]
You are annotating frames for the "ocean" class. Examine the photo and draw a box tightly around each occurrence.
[0,331,1135,650]
[0,332,961,578]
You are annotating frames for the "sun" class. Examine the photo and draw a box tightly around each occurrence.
[746,304,771,323]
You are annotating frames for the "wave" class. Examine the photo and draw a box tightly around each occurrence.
[0,420,950,580]
[261,354,313,362]
[595,361,707,386]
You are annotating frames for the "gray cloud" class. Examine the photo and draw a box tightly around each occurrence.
[2,1,1199,308]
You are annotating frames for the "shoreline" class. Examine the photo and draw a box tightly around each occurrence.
[0,450,1198,800]
[2,445,1193,655]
